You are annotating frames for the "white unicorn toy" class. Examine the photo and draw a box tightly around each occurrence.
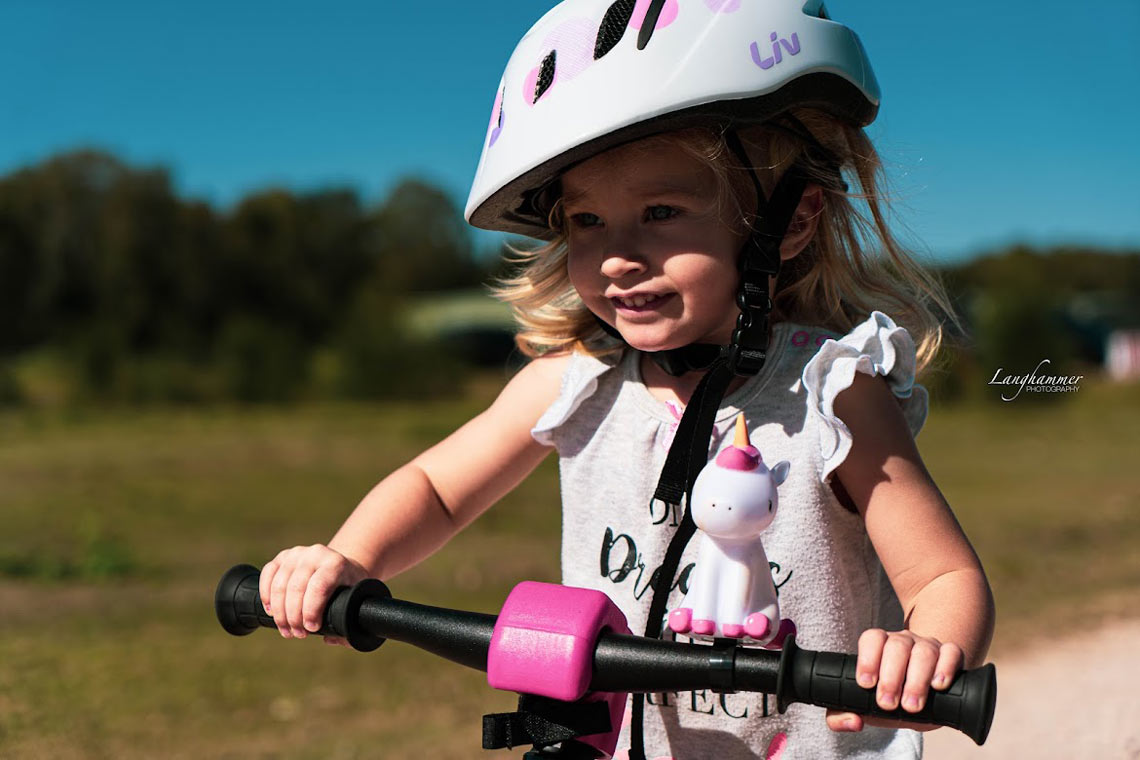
[668,414,796,648]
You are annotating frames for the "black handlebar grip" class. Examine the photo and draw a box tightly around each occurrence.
[775,637,996,745]
[214,564,390,652]
[215,564,274,635]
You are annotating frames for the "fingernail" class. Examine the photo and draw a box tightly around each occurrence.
[845,717,860,731]
[879,692,897,709]
[857,673,875,689]
[280,628,292,639]
[903,695,922,712]
[933,673,948,688]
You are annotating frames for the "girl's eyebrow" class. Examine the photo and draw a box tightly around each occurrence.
[562,179,705,207]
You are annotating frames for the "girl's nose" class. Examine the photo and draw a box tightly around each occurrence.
[599,245,647,280]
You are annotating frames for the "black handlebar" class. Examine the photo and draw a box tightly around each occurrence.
[216,564,996,746]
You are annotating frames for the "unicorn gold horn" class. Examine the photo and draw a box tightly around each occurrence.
[717,413,761,470]
[734,413,750,448]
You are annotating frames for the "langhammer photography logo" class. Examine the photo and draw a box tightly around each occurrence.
[988,359,1084,402]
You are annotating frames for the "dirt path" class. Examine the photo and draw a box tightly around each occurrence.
[924,619,1140,759]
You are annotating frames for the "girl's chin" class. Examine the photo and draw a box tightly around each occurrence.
[615,331,715,354]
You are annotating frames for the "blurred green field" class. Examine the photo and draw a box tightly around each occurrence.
[1,376,1138,759]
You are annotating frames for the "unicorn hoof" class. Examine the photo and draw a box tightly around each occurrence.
[776,619,796,643]
[668,608,693,634]
[744,614,770,640]
[722,623,745,638]
[692,619,716,636]
[765,619,797,649]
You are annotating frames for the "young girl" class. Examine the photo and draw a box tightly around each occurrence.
[260,2,994,758]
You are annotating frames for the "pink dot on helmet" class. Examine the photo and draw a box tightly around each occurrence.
[704,0,741,12]
[542,18,596,81]
[630,0,678,30]
[487,89,503,131]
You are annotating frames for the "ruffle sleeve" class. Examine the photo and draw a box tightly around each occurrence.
[531,352,616,447]
[802,311,929,483]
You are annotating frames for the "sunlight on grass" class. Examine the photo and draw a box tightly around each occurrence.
[1,377,1137,757]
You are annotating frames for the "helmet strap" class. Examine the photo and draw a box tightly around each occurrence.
[626,129,808,760]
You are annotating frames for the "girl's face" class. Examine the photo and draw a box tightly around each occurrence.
[563,140,745,353]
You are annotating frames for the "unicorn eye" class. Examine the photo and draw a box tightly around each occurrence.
[767,500,773,512]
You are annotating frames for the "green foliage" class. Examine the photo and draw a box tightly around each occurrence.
[216,315,311,402]
[373,179,482,292]
[330,288,464,400]
[932,245,1140,404]
[0,150,498,406]
[4,149,1135,408]
[0,516,137,582]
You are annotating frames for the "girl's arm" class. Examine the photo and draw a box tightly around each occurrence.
[827,372,996,733]
[260,353,569,641]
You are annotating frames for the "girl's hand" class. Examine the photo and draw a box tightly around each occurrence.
[259,544,369,647]
[825,628,964,734]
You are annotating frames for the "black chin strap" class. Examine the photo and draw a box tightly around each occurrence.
[626,131,807,760]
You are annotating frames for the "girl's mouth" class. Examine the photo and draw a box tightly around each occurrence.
[612,293,673,313]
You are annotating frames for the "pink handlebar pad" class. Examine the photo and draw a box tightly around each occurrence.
[488,581,630,700]
[487,582,631,757]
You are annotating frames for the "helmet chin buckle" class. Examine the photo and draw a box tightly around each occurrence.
[726,240,778,377]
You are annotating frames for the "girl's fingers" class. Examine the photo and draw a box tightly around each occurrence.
[900,637,941,713]
[302,561,346,634]
[875,633,916,711]
[932,642,965,691]
[284,561,318,639]
[259,559,279,614]
[269,550,303,637]
[825,710,864,733]
[855,628,888,689]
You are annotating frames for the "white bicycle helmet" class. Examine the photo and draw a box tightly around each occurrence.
[465,0,880,238]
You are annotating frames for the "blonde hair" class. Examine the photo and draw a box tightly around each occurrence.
[492,108,956,374]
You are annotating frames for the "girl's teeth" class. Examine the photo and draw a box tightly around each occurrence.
[623,295,656,307]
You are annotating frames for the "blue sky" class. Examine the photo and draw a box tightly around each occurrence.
[3,0,1138,262]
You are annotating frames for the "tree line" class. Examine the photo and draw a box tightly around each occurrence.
[1,149,1136,407]
[0,150,492,404]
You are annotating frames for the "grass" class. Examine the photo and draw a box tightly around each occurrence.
[0,375,1137,758]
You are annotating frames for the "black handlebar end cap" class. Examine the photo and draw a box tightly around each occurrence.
[964,662,998,746]
[326,578,392,653]
[215,563,263,636]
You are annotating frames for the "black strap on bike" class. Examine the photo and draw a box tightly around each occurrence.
[483,694,610,756]
[627,129,808,760]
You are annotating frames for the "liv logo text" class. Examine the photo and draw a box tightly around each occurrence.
[751,32,801,70]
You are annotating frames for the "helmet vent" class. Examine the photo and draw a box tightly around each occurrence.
[594,0,635,60]
[636,0,668,50]
[534,50,557,103]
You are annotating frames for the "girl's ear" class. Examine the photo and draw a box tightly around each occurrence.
[779,184,824,262]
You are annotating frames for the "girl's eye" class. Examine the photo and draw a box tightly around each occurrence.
[569,212,602,228]
[646,205,678,221]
